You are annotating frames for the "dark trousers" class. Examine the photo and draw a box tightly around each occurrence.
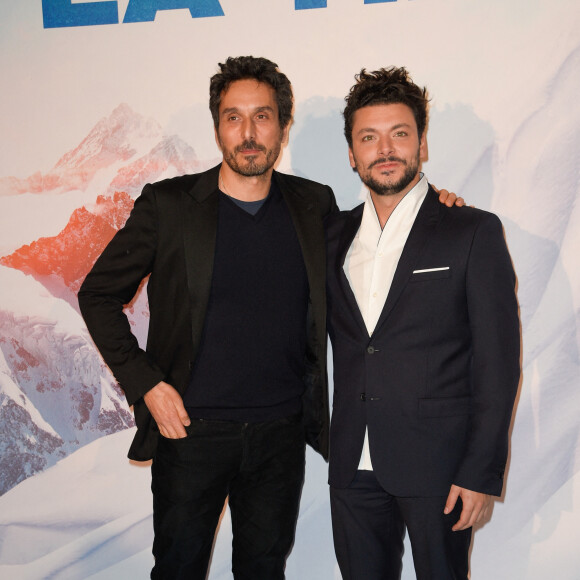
[150,415,306,580]
[330,470,472,580]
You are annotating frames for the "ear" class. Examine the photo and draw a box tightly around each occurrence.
[280,123,290,146]
[214,126,222,151]
[348,147,356,170]
[419,132,428,163]
[282,121,292,144]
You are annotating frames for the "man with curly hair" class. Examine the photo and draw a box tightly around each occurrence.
[79,57,462,579]
[325,67,520,579]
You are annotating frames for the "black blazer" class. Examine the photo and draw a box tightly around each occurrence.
[79,164,337,461]
[326,187,520,497]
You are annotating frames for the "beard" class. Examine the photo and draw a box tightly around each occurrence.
[220,137,282,177]
[356,150,421,196]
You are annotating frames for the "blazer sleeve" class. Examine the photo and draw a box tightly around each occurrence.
[453,212,521,496]
[78,185,166,406]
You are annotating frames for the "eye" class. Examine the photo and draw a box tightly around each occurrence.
[227,115,239,122]
[394,131,408,137]
[256,113,269,120]
[362,134,374,142]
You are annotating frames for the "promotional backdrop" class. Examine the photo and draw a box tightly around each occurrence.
[1,1,579,578]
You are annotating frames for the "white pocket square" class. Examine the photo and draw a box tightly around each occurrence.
[413,267,450,274]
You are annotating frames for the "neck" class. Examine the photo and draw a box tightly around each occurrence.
[219,164,273,201]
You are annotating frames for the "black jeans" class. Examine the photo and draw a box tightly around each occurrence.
[150,414,306,580]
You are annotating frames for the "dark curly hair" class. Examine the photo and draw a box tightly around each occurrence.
[209,56,293,130]
[343,67,429,148]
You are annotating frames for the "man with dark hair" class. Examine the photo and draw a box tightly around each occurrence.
[78,57,461,579]
[209,55,294,131]
[342,67,428,150]
[326,67,520,579]
[78,55,336,579]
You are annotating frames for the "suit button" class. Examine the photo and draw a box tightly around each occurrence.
[360,393,366,401]
[367,346,375,354]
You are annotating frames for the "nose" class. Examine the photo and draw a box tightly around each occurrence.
[377,136,394,157]
[241,118,256,140]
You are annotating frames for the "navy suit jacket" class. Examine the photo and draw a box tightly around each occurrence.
[79,164,337,461]
[326,186,520,497]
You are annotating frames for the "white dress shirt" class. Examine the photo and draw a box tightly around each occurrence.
[344,174,429,470]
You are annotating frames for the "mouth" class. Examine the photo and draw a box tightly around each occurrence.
[369,157,405,171]
[236,141,266,156]
[376,162,398,171]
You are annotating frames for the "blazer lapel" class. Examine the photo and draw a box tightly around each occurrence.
[181,164,220,359]
[274,171,327,309]
[335,204,369,337]
[373,187,442,334]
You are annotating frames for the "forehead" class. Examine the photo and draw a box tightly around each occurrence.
[219,79,278,112]
[351,102,417,131]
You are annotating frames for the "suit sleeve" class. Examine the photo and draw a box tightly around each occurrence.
[78,185,166,406]
[453,213,521,496]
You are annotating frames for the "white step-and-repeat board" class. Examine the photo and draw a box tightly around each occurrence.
[1,1,579,578]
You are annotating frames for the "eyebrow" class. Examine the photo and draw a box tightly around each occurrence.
[221,105,276,117]
[356,122,413,135]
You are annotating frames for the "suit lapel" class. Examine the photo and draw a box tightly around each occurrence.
[373,187,442,334]
[275,171,326,309]
[181,164,220,359]
[335,204,369,337]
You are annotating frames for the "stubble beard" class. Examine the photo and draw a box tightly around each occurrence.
[221,137,282,177]
[357,151,421,197]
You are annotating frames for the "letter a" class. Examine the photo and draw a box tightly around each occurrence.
[123,0,224,23]
[295,0,327,8]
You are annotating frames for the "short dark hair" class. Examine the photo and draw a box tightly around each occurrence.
[209,56,293,129]
[343,67,429,148]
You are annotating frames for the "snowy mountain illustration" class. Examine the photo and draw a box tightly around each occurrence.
[0,266,134,495]
[0,103,207,197]
[1,192,132,302]
[0,104,218,495]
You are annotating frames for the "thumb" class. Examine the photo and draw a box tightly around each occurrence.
[171,392,191,426]
[444,485,460,514]
[177,405,191,427]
